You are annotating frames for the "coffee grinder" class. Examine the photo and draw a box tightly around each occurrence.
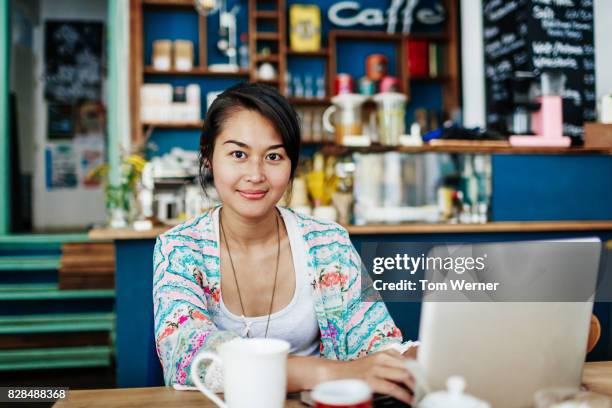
[509,71,571,147]
[506,71,538,135]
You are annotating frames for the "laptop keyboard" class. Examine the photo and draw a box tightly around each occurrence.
[373,394,412,407]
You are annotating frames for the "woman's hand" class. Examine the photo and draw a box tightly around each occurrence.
[329,349,415,404]
[287,349,416,404]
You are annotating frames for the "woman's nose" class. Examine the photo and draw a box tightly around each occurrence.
[245,159,265,183]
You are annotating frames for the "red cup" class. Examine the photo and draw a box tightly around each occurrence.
[334,73,354,95]
[312,379,373,408]
[380,76,401,93]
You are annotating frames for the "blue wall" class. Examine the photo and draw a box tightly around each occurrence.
[492,155,612,221]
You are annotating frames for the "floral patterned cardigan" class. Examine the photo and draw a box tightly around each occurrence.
[153,206,403,387]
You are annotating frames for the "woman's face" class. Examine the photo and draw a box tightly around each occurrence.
[210,109,291,220]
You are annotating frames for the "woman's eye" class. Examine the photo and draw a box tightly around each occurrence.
[231,151,246,159]
[267,153,282,161]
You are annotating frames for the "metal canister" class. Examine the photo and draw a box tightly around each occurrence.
[358,76,375,96]
[334,73,354,95]
[366,54,388,81]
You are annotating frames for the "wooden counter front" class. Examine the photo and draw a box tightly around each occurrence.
[89,220,612,240]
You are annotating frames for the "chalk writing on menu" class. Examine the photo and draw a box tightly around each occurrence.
[483,0,595,141]
[44,21,104,103]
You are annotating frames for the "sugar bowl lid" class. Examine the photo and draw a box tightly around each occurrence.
[419,376,491,408]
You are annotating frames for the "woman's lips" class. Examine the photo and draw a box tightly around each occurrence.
[238,190,267,200]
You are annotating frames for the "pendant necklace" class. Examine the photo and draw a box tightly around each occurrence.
[219,209,280,338]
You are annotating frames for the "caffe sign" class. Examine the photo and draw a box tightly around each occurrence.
[328,0,445,34]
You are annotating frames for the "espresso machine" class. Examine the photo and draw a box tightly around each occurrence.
[509,71,571,147]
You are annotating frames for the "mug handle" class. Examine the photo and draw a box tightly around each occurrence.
[191,352,228,408]
[322,105,336,134]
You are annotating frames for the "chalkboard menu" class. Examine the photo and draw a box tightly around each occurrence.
[44,21,104,103]
[483,0,595,142]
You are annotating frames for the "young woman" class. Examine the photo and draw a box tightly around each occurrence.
[153,83,415,404]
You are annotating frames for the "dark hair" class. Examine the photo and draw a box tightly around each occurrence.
[198,82,301,192]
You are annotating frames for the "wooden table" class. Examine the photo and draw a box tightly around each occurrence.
[53,387,304,407]
[54,362,612,407]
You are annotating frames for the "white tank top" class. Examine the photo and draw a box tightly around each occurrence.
[212,206,320,356]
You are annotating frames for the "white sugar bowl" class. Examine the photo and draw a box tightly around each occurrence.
[419,376,490,408]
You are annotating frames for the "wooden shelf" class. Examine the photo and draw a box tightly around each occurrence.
[302,141,334,146]
[331,31,404,41]
[257,78,280,85]
[287,97,330,105]
[408,32,450,42]
[327,31,450,42]
[89,220,612,240]
[142,0,193,7]
[410,75,452,82]
[254,10,279,19]
[286,49,330,57]
[143,67,250,77]
[321,142,612,156]
[255,32,280,41]
[255,54,280,62]
[142,121,203,129]
[345,221,612,235]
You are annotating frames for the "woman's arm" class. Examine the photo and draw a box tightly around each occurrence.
[153,234,238,387]
[341,231,404,357]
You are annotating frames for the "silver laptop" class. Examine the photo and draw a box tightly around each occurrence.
[417,238,602,408]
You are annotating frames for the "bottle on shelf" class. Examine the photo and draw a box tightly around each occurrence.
[316,76,326,99]
[312,109,323,142]
[303,110,313,142]
[293,75,304,98]
[474,155,492,223]
[285,71,292,97]
[304,75,314,99]
[239,33,249,69]
[296,109,310,143]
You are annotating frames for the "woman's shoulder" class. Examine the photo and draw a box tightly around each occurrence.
[157,206,218,245]
[281,206,349,238]
[280,207,353,260]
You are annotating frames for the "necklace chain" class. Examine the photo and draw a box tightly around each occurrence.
[219,208,280,338]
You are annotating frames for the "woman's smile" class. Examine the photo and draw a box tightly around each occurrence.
[238,189,268,200]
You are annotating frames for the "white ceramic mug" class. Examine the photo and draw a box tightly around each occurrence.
[190,338,290,408]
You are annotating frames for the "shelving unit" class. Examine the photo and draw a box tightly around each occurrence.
[287,97,330,105]
[130,0,461,149]
[142,121,203,129]
[321,142,612,156]
[248,0,286,90]
[286,49,329,57]
[143,67,250,76]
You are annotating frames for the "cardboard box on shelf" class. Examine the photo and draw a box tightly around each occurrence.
[584,122,612,148]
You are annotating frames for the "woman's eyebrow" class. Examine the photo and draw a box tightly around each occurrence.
[222,140,249,148]
[222,140,284,150]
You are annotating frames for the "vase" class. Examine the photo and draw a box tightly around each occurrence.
[109,207,128,229]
